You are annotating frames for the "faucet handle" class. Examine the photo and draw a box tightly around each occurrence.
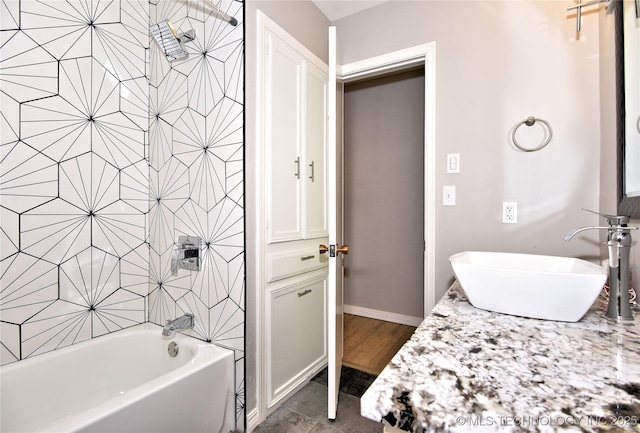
[581,208,630,226]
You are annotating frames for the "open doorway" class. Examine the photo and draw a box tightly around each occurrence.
[342,67,425,374]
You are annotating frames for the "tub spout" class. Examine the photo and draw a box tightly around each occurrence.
[162,313,195,336]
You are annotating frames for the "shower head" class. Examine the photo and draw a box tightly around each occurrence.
[150,20,195,62]
[149,20,196,61]
[150,1,237,62]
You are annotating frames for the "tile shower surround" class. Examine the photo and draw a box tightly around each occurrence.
[0,0,245,428]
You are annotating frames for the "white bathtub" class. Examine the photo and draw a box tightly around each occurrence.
[0,323,236,433]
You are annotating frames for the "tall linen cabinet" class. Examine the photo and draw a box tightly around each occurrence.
[256,11,329,412]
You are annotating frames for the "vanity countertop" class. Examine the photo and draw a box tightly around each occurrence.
[360,282,640,432]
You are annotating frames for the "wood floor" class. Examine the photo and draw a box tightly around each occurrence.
[342,314,417,375]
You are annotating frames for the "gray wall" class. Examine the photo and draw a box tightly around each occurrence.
[245,0,618,424]
[334,1,604,302]
[343,70,425,318]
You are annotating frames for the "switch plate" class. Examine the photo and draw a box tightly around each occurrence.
[502,202,517,223]
[447,153,460,174]
[443,186,456,206]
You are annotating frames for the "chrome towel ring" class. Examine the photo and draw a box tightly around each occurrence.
[512,116,553,152]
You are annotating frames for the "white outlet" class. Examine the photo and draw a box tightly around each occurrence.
[503,202,517,223]
[443,186,456,206]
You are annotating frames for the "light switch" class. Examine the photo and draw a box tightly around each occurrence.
[443,186,456,206]
[447,153,460,174]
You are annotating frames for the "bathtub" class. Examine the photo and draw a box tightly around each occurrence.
[0,323,236,433]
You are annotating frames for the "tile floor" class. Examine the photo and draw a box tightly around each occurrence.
[252,367,384,433]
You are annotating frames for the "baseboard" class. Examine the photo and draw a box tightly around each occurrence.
[344,305,423,327]
[246,407,259,432]
[269,356,326,409]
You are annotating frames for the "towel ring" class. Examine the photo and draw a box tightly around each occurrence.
[512,116,553,152]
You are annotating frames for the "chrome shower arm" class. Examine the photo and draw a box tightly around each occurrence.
[201,0,238,26]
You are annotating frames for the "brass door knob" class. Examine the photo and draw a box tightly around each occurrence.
[319,244,349,255]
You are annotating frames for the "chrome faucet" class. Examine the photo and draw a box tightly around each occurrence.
[565,209,637,321]
[162,313,195,336]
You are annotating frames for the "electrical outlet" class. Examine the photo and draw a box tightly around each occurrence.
[503,202,517,223]
[443,186,456,206]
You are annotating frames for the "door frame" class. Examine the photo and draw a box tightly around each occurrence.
[251,28,436,428]
[339,43,437,318]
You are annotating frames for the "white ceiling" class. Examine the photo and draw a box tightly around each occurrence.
[311,0,390,21]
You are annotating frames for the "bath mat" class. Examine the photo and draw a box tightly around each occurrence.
[311,366,378,398]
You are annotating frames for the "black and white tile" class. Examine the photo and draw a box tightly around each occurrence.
[1,0,245,428]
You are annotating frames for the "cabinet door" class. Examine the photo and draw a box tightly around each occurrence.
[269,276,327,406]
[303,62,328,239]
[267,34,303,243]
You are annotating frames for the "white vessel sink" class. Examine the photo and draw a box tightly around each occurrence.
[449,251,607,322]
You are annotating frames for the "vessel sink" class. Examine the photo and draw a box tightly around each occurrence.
[449,251,607,322]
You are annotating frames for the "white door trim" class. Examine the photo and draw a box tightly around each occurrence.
[327,26,341,421]
[340,43,437,317]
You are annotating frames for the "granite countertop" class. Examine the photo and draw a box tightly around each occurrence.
[360,282,640,432]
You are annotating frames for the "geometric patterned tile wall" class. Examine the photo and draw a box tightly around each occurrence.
[1,0,245,429]
[0,0,150,362]
[148,0,245,428]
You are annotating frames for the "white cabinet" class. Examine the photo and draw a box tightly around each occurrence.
[266,35,303,242]
[266,32,327,244]
[266,248,327,283]
[257,12,329,417]
[267,275,327,406]
[304,64,328,239]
